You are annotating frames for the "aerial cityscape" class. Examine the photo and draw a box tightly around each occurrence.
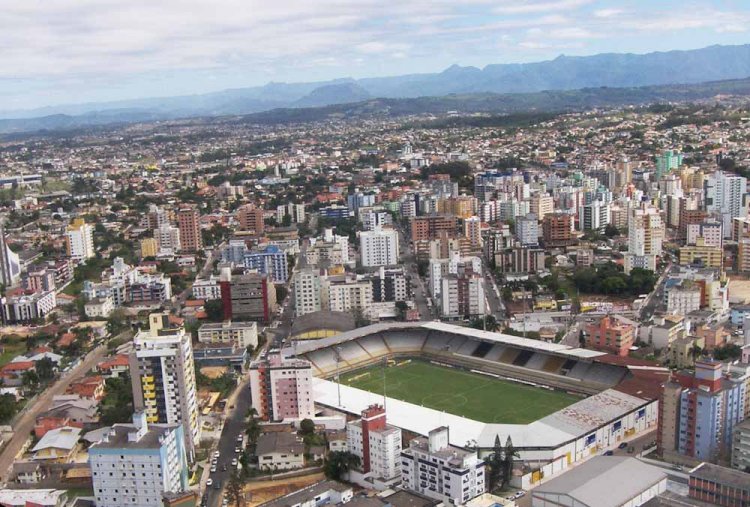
[1,2,750,507]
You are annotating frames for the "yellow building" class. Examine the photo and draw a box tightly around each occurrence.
[669,336,705,369]
[140,237,158,258]
[679,238,722,268]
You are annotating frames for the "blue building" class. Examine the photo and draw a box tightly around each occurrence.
[320,205,352,220]
[243,245,288,283]
[89,412,189,507]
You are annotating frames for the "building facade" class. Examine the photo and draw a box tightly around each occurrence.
[346,405,401,481]
[249,353,315,421]
[360,228,399,267]
[176,207,202,252]
[129,314,200,453]
[89,412,189,507]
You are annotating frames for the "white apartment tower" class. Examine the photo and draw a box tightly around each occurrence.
[706,171,748,238]
[401,427,486,505]
[346,405,402,481]
[65,218,95,262]
[89,412,189,507]
[156,225,181,253]
[360,228,399,267]
[129,314,200,454]
[624,204,664,274]
[294,268,322,317]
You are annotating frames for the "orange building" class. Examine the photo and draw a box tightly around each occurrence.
[584,315,636,357]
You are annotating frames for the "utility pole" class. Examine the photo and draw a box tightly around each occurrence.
[335,346,342,408]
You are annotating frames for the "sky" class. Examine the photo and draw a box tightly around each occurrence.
[2,0,750,112]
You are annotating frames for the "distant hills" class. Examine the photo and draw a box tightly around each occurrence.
[3,44,750,134]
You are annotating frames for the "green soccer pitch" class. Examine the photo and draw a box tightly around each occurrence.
[338,359,582,424]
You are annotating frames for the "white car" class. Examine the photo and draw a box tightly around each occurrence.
[235,447,241,453]
[231,458,238,467]
[514,491,526,499]
[237,435,243,442]
[213,451,220,458]
[206,479,213,487]
[210,465,217,473]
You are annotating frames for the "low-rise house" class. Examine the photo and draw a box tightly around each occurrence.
[12,461,45,484]
[34,415,84,439]
[260,480,353,507]
[96,355,129,378]
[31,426,82,462]
[0,489,68,506]
[256,432,306,471]
[66,375,105,400]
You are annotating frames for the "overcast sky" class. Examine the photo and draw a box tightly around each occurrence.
[2,0,750,111]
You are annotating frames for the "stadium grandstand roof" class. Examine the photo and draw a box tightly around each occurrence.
[312,378,649,450]
[295,321,606,359]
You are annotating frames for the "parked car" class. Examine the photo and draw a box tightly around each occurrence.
[604,450,614,456]
[206,479,213,487]
[618,442,628,449]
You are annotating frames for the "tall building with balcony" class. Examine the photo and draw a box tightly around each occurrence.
[346,405,401,481]
[294,269,322,317]
[65,218,95,262]
[89,412,189,507]
[624,204,664,274]
[360,228,399,267]
[658,361,747,462]
[176,207,202,252]
[401,427,485,505]
[237,203,265,235]
[542,213,575,247]
[129,314,200,454]
[248,353,314,421]
[219,270,277,323]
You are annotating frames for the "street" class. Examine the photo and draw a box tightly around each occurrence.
[0,344,108,483]
[203,374,253,507]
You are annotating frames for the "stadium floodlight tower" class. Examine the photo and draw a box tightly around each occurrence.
[335,345,342,407]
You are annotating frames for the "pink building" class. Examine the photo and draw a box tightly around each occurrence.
[249,353,314,421]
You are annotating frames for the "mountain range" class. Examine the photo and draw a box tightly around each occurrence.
[3,43,750,134]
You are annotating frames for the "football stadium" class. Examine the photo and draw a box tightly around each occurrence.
[294,321,661,468]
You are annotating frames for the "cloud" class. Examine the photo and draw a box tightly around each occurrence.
[493,0,593,15]
[593,8,624,18]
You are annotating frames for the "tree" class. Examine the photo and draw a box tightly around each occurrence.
[604,224,620,238]
[246,409,261,450]
[100,374,134,425]
[22,370,40,392]
[205,299,224,322]
[485,435,505,493]
[502,436,519,488]
[323,451,361,481]
[35,357,55,382]
[470,316,498,332]
[225,470,245,507]
[395,301,409,321]
[0,393,18,423]
[299,418,315,436]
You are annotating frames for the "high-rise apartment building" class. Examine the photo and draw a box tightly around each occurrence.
[237,203,265,235]
[89,412,189,507]
[219,270,277,323]
[346,405,401,481]
[129,314,200,453]
[294,269,322,317]
[249,353,315,421]
[410,216,458,242]
[441,274,486,319]
[401,427,485,505]
[463,216,482,249]
[65,218,95,262]
[624,204,664,274]
[0,222,21,287]
[530,194,554,220]
[322,275,373,318]
[516,213,539,246]
[542,213,575,247]
[579,201,610,231]
[156,225,181,253]
[176,207,202,252]
[706,171,748,238]
[655,150,683,179]
[658,361,747,462]
[360,228,399,267]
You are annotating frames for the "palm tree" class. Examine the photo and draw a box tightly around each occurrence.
[225,470,245,507]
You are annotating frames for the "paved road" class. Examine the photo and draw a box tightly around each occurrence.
[0,344,107,483]
[397,228,434,320]
[203,374,253,507]
[172,243,224,311]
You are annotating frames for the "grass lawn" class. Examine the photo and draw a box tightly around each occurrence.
[0,340,26,368]
[66,487,94,499]
[340,359,581,424]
